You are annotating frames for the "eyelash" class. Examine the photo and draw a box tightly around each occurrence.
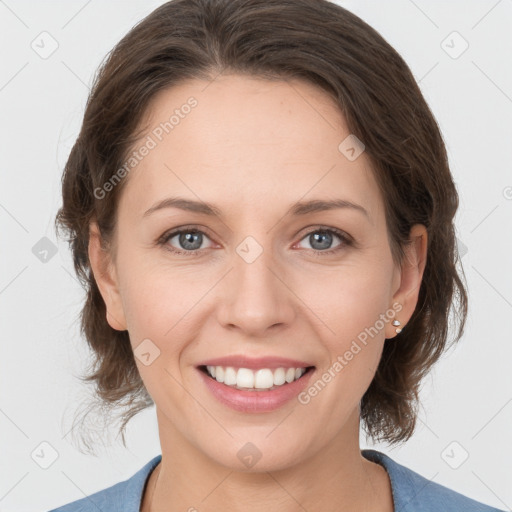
[157,225,353,257]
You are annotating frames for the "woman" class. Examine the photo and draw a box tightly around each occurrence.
[49,0,506,510]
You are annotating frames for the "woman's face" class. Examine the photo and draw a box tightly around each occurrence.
[90,74,426,471]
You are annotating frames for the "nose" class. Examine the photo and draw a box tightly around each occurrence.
[215,244,296,336]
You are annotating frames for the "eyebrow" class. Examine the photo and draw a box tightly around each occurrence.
[143,197,370,220]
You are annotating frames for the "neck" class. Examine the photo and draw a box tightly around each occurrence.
[141,409,393,512]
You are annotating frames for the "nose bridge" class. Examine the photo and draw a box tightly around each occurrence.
[216,232,295,333]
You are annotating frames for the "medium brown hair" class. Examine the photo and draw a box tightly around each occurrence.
[55,0,468,452]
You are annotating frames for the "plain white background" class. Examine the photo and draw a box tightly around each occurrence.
[1,1,511,510]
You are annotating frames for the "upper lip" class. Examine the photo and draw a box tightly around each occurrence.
[196,355,315,370]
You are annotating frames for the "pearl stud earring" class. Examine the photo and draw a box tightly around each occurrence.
[392,319,402,334]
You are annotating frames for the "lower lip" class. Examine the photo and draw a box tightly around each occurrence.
[197,367,315,413]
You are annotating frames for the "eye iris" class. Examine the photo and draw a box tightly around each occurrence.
[310,231,332,250]
[179,231,202,250]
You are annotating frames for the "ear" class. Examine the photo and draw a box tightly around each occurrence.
[387,224,428,339]
[88,222,127,331]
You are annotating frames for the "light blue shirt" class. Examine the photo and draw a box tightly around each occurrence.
[48,449,506,511]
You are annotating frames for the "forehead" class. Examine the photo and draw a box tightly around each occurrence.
[118,74,382,223]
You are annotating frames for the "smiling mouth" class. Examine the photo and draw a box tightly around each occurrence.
[198,365,315,391]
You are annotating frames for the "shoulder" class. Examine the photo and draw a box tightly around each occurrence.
[362,449,506,512]
[47,455,162,512]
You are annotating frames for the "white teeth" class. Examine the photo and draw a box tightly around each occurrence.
[236,368,255,388]
[254,369,274,389]
[206,365,309,390]
[273,368,286,385]
[215,366,224,383]
[285,368,296,383]
[224,367,237,386]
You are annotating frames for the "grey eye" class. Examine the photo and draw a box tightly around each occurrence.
[298,230,342,251]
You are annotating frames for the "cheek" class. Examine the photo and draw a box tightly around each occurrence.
[302,261,392,400]
[122,282,170,335]
[118,261,206,372]
[117,248,186,328]
[120,274,189,396]
[304,260,392,336]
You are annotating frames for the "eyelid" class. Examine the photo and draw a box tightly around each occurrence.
[293,225,353,252]
[157,225,216,252]
[295,224,353,242]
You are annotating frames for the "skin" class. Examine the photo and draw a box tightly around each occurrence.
[88,74,427,512]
